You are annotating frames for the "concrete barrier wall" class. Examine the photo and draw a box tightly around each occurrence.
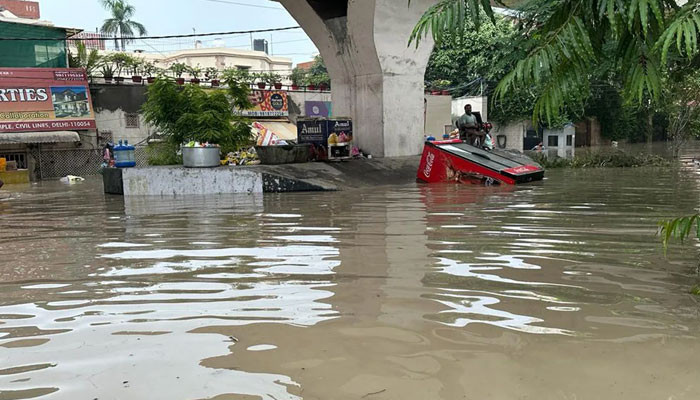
[122,167,263,196]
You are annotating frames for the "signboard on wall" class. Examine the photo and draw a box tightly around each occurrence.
[304,101,332,118]
[238,90,288,117]
[0,68,96,133]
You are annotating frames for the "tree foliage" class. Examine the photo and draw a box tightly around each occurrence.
[100,0,147,51]
[424,13,585,126]
[411,0,700,126]
[409,0,496,46]
[659,214,700,252]
[306,55,330,86]
[68,42,103,78]
[663,68,700,157]
[142,78,251,148]
[289,66,307,86]
[425,15,522,92]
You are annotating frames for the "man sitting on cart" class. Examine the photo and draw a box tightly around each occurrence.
[456,104,485,146]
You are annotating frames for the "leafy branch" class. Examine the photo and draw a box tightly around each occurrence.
[494,12,595,124]
[659,214,700,253]
[657,2,700,63]
[411,0,700,125]
[408,0,496,47]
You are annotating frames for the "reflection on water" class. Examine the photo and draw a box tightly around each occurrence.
[1,165,700,398]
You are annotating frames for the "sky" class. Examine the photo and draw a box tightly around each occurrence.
[38,0,319,65]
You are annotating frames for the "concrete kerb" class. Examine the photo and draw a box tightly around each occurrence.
[104,157,421,196]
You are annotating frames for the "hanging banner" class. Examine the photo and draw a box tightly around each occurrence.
[305,101,332,118]
[237,90,288,117]
[0,68,97,133]
[252,121,281,146]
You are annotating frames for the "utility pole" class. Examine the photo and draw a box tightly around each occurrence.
[270,34,273,55]
[250,33,253,50]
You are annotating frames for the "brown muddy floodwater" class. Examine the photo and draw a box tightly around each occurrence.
[1,166,700,400]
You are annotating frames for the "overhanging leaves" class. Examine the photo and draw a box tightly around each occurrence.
[657,2,700,63]
[408,0,496,47]
[659,214,700,253]
[412,0,697,124]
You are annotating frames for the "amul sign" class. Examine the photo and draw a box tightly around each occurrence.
[0,68,96,133]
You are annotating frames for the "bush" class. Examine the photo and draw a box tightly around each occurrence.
[146,142,181,166]
[530,149,670,169]
[142,77,252,148]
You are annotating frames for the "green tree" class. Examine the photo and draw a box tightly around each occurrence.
[68,42,103,78]
[289,67,307,86]
[142,78,251,149]
[425,15,522,95]
[99,0,147,51]
[307,55,330,86]
[663,69,700,157]
[425,13,585,127]
[411,0,700,127]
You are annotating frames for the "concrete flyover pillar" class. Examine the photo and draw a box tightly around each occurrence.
[276,0,437,157]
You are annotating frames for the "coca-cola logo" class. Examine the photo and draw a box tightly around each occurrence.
[424,152,436,177]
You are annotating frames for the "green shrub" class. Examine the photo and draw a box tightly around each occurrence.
[530,149,669,169]
[146,142,181,166]
[142,77,252,148]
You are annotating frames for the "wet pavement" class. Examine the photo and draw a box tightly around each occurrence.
[1,166,699,399]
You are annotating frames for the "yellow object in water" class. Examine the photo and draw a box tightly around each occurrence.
[0,170,29,184]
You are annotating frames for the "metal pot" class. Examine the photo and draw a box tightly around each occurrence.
[182,146,221,168]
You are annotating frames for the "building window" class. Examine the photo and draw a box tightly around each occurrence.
[98,130,113,147]
[125,113,140,129]
[566,134,573,146]
[547,135,559,147]
[0,152,27,169]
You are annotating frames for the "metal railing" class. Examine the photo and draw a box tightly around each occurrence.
[35,146,150,179]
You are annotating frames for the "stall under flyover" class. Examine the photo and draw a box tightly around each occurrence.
[251,120,297,144]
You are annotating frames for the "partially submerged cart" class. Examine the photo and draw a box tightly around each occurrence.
[417,140,544,185]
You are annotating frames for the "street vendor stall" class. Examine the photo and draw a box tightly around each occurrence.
[297,118,353,161]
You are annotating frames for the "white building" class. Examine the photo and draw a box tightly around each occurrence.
[94,47,293,78]
[147,47,292,73]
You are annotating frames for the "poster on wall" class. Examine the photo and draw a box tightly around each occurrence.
[304,101,332,118]
[0,68,97,133]
[237,90,288,117]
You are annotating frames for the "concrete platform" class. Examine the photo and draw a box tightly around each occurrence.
[104,157,420,196]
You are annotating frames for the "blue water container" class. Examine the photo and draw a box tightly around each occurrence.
[114,140,136,168]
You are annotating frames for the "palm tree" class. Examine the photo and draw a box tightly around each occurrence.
[410,0,700,125]
[99,0,147,51]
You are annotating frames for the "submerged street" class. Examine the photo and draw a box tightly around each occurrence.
[1,166,700,399]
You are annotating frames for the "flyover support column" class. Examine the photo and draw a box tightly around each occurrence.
[278,0,436,157]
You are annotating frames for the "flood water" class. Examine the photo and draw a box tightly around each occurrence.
[1,166,700,399]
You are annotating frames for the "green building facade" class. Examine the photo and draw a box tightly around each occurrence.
[0,21,71,68]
